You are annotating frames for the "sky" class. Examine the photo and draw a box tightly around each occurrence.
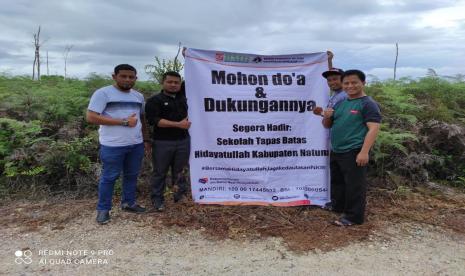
[0,0,464,81]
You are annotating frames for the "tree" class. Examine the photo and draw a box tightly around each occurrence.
[63,45,73,80]
[443,74,465,83]
[426,68,438,78]
[46,51,49,76]
[32,26,43,80]
[393,42,398,81]
[145,43,183,83]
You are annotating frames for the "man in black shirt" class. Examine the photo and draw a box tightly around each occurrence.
[145,71,191,211]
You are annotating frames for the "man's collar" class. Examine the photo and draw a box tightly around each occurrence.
[162,90,177,98]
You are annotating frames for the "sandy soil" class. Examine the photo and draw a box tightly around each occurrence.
[1,197,464,276]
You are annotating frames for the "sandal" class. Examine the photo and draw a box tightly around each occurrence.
[333,217,355,227]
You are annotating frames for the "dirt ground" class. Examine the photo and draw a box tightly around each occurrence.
[1,186,465,275]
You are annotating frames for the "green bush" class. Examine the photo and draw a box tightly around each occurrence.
[0,118,42,168]
[0,74,464,198]
[3,135,99,196]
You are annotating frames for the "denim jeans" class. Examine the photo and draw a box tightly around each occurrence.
[97,143,144,211]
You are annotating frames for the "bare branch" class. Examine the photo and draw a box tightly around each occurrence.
[63,45,74,80]
[32,26,42,80]
[394,43,398,81]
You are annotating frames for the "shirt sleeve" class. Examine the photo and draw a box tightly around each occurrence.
[331,99,344,120]
[362,99,382,123]
[145,95,162,126]
[327,95,335,108]
[87,89,108,114]
[331,92,348,109]
[138,92,145,115]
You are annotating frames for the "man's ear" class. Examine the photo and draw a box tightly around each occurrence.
[111,74,116,80]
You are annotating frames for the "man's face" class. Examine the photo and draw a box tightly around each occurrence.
[112,70,137,91]
[326,74,343,91]
[162,75,181,93]
[342,75,365,97]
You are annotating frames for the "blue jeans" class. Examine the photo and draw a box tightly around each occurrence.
[97,143,144,211]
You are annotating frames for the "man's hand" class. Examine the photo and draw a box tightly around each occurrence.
[323,108,334,119]
[327,50,334,69]
[127,113,138,127]
[357,122,380,166]
[327,50,334,60]
[177,118,191,129]
[356,152,369,166]
[313,106,323,116]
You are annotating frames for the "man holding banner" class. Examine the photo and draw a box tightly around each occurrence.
[322,69,381,226]
[313,51,347,116]
[318,64,347,211]
[145,71,191,212]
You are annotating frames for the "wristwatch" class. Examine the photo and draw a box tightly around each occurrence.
[121,119,129,126]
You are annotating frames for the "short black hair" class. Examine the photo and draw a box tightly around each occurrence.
[114,64,137,75]
[162,71,181,82]
[342,69,366,82]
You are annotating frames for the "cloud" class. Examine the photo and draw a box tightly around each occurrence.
[366,65,465,80]
[0,0,463,80]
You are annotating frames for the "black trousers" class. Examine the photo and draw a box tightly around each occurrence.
[330,149,367,224]
[150,137,190,204]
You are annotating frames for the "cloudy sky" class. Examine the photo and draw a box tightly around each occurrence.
[0,0,464,80]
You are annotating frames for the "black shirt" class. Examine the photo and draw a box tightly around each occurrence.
[145,91,189,140]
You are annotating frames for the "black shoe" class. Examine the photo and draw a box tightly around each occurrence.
[323,202,333,211]
[153,202,165,212]
[96,211,110,224]
[121,203,146,213]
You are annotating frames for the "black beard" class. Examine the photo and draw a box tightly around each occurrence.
[117,84,132,91]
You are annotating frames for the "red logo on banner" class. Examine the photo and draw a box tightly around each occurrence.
[350,110,359,114]
[215,52,224,61]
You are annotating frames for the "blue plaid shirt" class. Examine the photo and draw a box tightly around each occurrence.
[327,90,348,109]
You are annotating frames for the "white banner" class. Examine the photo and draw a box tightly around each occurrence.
[185,48,330,206]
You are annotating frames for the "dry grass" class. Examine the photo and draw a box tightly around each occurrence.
[1,186,464,252]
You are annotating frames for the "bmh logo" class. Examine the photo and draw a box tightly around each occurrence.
[233,194,240,199]
[215,52,224,61]
[198,177,208,184]
[272,196,279,201]
[15,250,32,264]
[199,195,205,200]
[252,56,262,63]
